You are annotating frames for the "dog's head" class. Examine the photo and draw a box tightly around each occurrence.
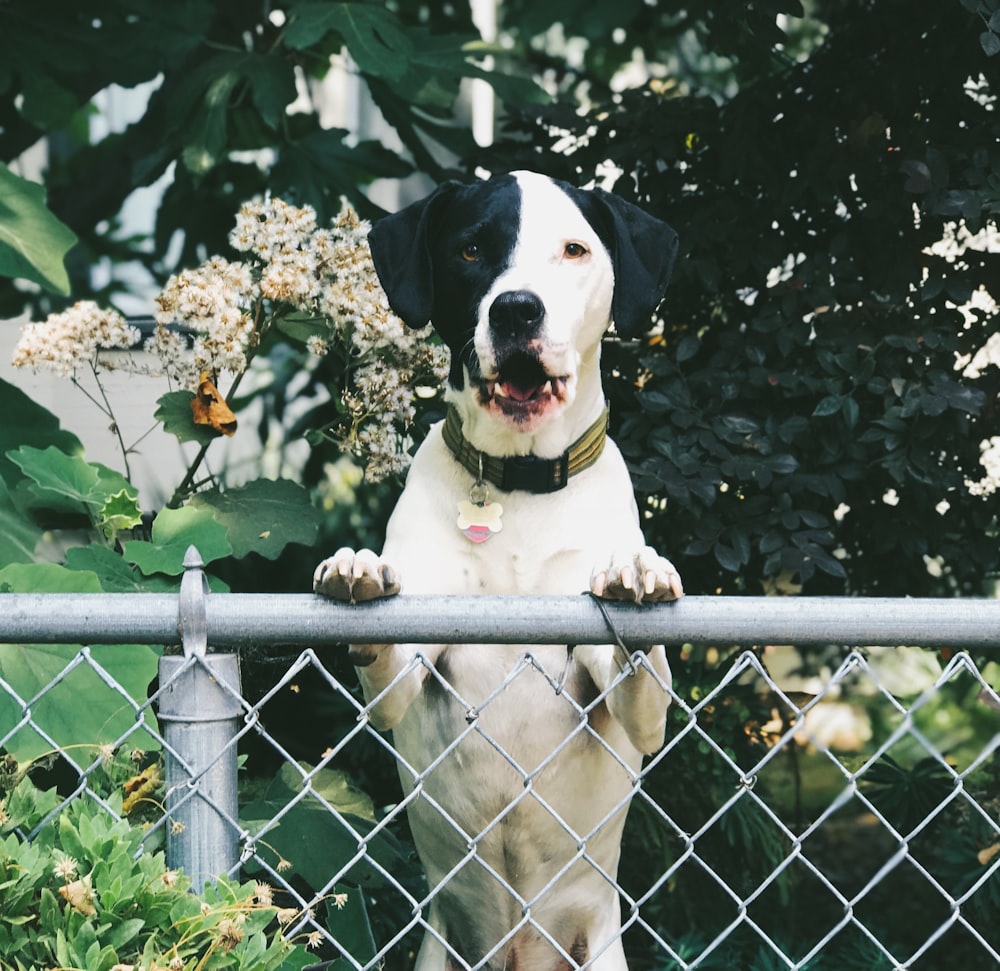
[368,171,678,436]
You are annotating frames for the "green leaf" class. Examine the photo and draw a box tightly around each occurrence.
[274,312,330,345]
[64,545,175,593]
[284,3,413,81]
[325,886,376,964]
[0,377,83,487]
[7,445,100,518]
[17,72,80,130]
[154,390,220,446]
[0,563,161,762]
[0,162,79,295]
[272,128,412,209]
[981,30,1000,57]
[123,505,232,576]
[811,395,842,417]
[246,54,298,130]
[189,478,322,560]
[242,763,417,892]
[99,490,144,543]
[7,446,137,527]
[0,476,42,565]
[64,544,229,594]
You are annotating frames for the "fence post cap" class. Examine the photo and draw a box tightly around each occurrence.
[179,545,209,658]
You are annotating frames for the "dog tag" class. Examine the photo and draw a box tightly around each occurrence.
[457,499,503,543]
[457,480,503,543]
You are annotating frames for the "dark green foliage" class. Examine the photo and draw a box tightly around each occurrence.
[489,0,999,598]
[0,0,539,317]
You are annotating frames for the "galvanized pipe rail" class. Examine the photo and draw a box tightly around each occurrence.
[2,590,999,649]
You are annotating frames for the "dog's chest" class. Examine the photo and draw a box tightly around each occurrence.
[383,428,642,597]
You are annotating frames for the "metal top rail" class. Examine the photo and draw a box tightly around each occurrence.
[2,591,998,649]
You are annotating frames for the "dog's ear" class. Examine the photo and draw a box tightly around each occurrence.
[367,182,460,328]
[591,188,679,338]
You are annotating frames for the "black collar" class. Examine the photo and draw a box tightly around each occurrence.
[442,404,608,494]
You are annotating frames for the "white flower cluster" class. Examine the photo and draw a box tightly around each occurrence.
[225,197,450,479]
[967,436,1000,497]
[12,301,141,376]
[152,257,257,384]
[12,197,449,480]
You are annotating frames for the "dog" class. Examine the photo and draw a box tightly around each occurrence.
[314,171,683,970]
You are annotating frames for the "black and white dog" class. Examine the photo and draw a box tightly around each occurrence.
[314,171,682,970]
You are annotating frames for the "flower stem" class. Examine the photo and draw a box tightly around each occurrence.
[79,363,133,483]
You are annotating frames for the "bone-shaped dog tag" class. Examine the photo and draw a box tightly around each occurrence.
[457,480,503,543]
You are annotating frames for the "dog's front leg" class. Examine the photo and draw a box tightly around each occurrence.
[313,547,430,730]
[577,547,683,755]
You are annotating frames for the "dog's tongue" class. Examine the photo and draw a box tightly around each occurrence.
[500,380,546,402]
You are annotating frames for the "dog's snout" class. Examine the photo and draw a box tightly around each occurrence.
[489,290,545,336]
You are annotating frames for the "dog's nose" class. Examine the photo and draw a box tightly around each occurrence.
[489,290,545,336]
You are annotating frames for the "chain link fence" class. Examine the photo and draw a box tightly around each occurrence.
[2,551,998,970]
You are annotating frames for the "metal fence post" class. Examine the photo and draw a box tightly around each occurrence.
[158,546,243,891]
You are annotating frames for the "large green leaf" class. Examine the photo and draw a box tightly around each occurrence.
[0,563,161,762]
[0,377,82,487]
[6,446,137,524]
[0,477,41,566]
[122,504,232,576]
[189,478,322,560]
[242,763,415,892]
[64,544,230,594]
[325,887,377,966]
[0,163,78,295]
[283,3,413,82]
[7,445,101,518]
[272,128,412,211]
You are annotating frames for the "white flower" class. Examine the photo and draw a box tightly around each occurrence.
[967,436,1000,497]
[12,301,141,376]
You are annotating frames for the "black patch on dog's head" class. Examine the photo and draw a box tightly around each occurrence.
[368,174,520,389]
[554,180,679,338]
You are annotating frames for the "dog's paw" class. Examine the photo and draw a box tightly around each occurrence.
[591,547,683,604]
[313,547,401,603]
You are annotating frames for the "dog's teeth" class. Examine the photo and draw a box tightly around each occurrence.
[494,383,508,398]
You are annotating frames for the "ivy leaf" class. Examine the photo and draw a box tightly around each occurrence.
[122,505,232,576]
[0,162,78,295]
[189,478,322,560]
[154,390,220,446]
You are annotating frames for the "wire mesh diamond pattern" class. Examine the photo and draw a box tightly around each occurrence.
[2,637,997,970]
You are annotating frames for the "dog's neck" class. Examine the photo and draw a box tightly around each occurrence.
[443,353,609,494]
[443,401,608,494]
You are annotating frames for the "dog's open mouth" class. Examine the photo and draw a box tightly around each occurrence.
[480,352,569,421]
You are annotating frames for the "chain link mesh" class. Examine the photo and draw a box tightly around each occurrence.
[2,636,997,969]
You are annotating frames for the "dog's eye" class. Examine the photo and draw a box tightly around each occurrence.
[461,243,480,262]
[564,242,588,259]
